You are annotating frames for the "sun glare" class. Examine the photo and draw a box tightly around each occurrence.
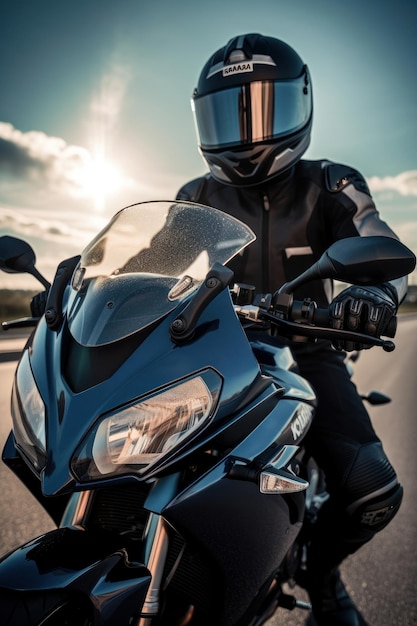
[71,154,126,211]
[82,157,124,211]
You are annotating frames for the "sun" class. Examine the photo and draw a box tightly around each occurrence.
[70,153,126,211]
[81,157,125,211]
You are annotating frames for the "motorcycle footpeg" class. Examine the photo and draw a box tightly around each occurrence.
[278,592,312,611]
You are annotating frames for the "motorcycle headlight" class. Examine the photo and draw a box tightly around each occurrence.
[11,349,46,472]
[72,369,222,482]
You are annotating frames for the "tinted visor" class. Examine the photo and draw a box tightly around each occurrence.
[192,77,312,149]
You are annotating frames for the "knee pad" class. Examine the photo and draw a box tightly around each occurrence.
[309,482,403,567]
[344,441,398,506]
[349,482,403,534]
[343,441,402,538]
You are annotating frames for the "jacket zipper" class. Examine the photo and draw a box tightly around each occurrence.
[262,192,270,292]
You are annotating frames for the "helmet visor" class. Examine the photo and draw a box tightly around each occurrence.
[192,77,312,149]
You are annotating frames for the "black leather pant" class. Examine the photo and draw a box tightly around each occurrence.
[295,345,402,573]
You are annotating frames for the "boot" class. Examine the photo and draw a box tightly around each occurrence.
[306,567,369,626]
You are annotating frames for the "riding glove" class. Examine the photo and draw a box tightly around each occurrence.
[329,284,398,351]
[30,290,48,317]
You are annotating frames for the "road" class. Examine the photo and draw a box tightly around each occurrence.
[0,319,416,625]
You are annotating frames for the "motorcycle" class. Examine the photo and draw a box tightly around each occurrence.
[0,200,414,626]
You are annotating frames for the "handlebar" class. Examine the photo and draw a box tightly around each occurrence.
[234,295,396,352]
[2,317,39,331]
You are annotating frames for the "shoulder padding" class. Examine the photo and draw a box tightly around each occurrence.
[324,162,371,196]
[176,174,209,202]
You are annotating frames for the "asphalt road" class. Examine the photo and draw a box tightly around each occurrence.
[0,319,416,625]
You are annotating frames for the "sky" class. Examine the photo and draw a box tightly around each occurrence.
[1,0,416,288]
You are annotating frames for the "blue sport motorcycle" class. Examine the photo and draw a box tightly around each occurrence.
[0,201,414,626]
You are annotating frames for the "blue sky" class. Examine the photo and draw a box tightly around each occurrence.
[1,0,416,288]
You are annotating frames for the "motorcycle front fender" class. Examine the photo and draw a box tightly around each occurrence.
[0,527,151,625]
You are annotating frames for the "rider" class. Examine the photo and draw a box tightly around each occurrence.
[176,33,407,626]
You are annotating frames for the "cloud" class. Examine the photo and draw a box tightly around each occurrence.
[0,122,93,196]
[0,205,105,242]
[367,170,417,197]
[0,203,109,289]
[0,120,145,218]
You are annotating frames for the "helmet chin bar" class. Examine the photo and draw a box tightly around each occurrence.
[266,133,311,179]
[202,131,311,187]
[207,162,232,184]
[203,143,277,186]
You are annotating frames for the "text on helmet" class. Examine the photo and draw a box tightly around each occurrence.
[223,61,254,76]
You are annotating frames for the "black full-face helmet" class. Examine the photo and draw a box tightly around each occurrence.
[192,33,313,186]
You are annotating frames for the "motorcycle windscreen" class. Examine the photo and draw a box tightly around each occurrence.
[67,201,255,346]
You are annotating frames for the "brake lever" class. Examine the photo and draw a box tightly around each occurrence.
[260,312,396,352]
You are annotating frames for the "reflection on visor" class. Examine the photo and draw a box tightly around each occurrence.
[193,77,312,149]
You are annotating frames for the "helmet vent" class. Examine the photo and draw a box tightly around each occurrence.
[223,33,259,63]
[228,50,247,64]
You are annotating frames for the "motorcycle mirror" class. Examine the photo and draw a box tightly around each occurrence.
[362,390,391,405]
[0,235,51,289]
[279,236,416,294]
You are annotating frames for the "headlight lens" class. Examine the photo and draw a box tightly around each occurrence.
[72,369,222,481]
[12,350,46,471]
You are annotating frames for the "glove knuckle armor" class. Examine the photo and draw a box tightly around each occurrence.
[330,282,398,350]
[349,299,361,316]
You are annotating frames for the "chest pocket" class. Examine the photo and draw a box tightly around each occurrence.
[283,246,314,280]
[282,246,331,306]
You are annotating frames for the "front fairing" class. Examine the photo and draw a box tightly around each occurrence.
[29,289,267,495]
[10,201,268,495]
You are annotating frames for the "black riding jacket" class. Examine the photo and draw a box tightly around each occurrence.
[177,159,406,312]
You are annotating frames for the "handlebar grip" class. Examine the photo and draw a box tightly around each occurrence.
[310,306,330,327]
[385,315,397,338]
